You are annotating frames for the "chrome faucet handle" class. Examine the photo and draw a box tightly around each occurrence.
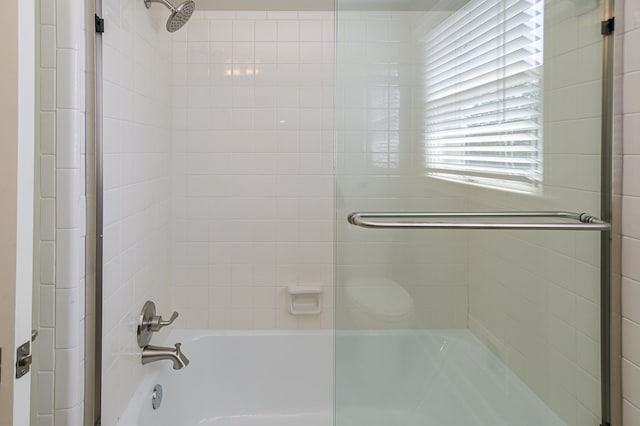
[149,311,179,331]
[137,301,181,348]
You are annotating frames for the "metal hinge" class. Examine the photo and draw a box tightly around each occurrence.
[15,341,32,379]
[95,14,105,33]
[601,17,615,35]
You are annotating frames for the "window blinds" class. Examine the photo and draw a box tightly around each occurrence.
[423,0,543,192]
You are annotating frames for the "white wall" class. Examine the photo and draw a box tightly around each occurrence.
[100,0,173,424]
[619,0,640,424]
[169,10,469,331]
[0,0,34,423]
[34,0,87,424]
[170,10,335,329]
[466,2,604,425]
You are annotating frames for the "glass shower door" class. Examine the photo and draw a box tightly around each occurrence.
[335,0,609,425]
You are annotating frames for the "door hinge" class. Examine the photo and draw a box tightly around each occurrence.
[95,14,105,33]
[15,341,32,379]
[601,17,615,35]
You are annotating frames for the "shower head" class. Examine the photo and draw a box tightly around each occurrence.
[166,1,195,32]
[144,0,195,33]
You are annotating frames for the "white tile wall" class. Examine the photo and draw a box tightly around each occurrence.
[34,0,58,420]
[100,0,173,424]
[170,10,336,330]
[34,0,87,425]
[619,0,640,424]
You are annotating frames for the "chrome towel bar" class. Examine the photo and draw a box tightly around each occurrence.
[347,211,610,231]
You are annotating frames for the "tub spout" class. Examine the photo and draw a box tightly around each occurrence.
[142,343,190,370]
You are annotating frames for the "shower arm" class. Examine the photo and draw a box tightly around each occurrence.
[144,0,177,11]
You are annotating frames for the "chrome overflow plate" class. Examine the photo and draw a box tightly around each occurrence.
[152,384,163,410]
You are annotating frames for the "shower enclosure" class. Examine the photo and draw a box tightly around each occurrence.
[91,0,620,424]
[333,0,617,425]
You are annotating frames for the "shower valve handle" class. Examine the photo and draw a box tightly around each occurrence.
[148,311,179,332]
[137,301,180,348]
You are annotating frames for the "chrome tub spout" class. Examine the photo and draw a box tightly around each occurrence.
[142,343,190,370]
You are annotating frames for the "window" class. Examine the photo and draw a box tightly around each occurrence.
[422,0,544,193]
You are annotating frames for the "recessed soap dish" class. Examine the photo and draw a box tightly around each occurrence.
[287,286,322,315]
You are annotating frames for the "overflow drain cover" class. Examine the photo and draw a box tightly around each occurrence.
[152,384,163,410]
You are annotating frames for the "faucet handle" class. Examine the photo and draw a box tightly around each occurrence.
[160,311,179,327]
[137,301,181,348]
[150,311,179,331]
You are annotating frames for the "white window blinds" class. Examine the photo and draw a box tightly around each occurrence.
[423,0,544,192]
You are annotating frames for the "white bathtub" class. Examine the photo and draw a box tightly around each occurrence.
[118,330,334,426]
[119,330,567,426]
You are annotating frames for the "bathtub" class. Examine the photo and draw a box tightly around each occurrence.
[119,330,567,426]
[118,330,334,426]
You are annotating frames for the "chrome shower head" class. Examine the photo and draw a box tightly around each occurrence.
[144,0,195,33]
[166,1,195,32]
